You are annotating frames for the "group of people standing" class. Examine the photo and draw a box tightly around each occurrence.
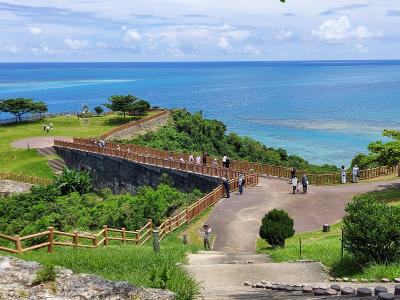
[341,165,360,183]
[41,123,54,133]
[290,168,308,194]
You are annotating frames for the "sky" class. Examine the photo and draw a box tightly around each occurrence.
[0,0,399,62]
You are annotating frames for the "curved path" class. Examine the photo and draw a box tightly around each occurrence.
[206,176,400,253]
[11,136,73,149]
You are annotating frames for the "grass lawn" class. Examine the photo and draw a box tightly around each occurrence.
[2,219,202,300]
[0,114,147,179]
[257,187,400,280]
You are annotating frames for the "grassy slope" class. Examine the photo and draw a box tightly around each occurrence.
[0,114,144,179]
[257,187,400,279]
[2,219,203,300]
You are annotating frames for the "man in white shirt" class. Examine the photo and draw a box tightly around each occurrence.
[352,165,359,183]
[222,155,227,168]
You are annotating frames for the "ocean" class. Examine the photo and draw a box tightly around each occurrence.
[1,61,400,166]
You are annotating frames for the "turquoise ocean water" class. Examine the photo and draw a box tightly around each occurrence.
[1,61,400,166]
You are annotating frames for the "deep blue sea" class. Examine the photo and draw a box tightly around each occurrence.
[1,61,400,166]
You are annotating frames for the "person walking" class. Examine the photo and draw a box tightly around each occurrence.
[202,151,208,165]
[188,154,194,163]
[238,174,245,195]
[211,158,218,167]
[291,176,298,194]
[302,174,308,194]
[222,155,227,168]
[203,224,212,251]
[341,165,347,184]
[49,122,54,129]
[225,156,230,169]
[42,124,46,131]
[222,177,230,198]
[290,167,296,179]
[352,165,359,183]
[195,155,202,165]
[46,125,50,133]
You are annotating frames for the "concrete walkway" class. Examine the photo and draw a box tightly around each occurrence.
[206,176,400,253]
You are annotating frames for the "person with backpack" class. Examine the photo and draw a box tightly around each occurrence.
[352,165,360,183]
[238,174,245,195]
[225,156,231,169]
[341,165,347,184]
[302,175,308,194]
[222,177,230,198]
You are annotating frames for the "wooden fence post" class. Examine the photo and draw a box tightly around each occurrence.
[48,227,54,253]
[148,219,153,231]
[103,225,108,246]
[122,228,126,244]
[186,208,189,224]
[15,235,23,255]
[73,231,78,248]
[153,230,160,252]
[93,235,97,248]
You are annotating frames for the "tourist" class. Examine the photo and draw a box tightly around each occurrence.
[238,173,245,195]
[290,167,296,179]
[341,165,347,184]
[297,179,301,194]
[46,125,50,133]
[116,144,121,151]
[291,176,298,194]
[211,158,218,167]
[302,174,308,194]
[188,154,194,163]
[225,156,230,169]
[222,177,230,198]
[50,122,54,129]
[352,165,360,183]
[202,151,208,165]
[195,155,202,165]
[222,155,227,168]
[42,124,46,131]
[169,153,174,161]
[203,224,212,251]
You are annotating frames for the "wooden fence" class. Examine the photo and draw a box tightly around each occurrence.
[62,138,399,185]
[0,172,258,254]
[100,110,170,139]
[0,172,51,186]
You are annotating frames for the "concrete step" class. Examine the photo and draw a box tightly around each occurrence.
[37,146,57,156]
[48,158,66,173]
[189,253,270,265]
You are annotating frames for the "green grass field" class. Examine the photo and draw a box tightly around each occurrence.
[257,187,400,279]
[1,215,202,300]
[0,114,144,179]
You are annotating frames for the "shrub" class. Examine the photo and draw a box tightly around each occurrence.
[259,209,295,248]
[343,195,400,263]
[52,168,93,195]
[94,106,104,115]
[32,265,57,286]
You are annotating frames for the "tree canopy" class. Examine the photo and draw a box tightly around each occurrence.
[103,94,150,118]
[0,98,48,122]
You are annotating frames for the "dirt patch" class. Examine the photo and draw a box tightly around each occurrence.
[11,136,73,149]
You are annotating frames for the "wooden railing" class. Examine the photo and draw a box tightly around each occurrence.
[100,110,170,139]
[0,172,51,186]
[55,139,245,180]
[0,173,258,254]
[61,138,400,185]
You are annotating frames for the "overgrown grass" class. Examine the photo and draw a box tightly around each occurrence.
[0,113,150,178]
[257,187,400,279]
[3,223,201,300]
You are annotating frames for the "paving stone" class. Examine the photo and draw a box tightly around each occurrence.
[343,277,349,282]
[326,288,338,296]
[361,278,369,283]
[265,283,273,289]
[255,282,264,288]
[261,280,267,284]
[378,292,395,300]
[285,286,294,292]
[329,277,335,282]
[271,285,279,290]
[330,284,341,291]
[277,285,286,291]
[302,286,313,293]
[244,281,251,286]
[382,278,391,283]
[294,286,303,292]
[314,289,326,296]
[341,287,356,295]
[357,287,372,297]
[394,278,400,283]
[375,286,388,295]
[394,285,400,295]
[351,278,358,283]
[336,278,343,282]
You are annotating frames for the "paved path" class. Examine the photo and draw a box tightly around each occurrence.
[11,136,73,149]
[207,176,400,253]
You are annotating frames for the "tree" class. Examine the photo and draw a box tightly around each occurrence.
[128,99,150,117]
[259,209,294,247]
[0,98,46,122]
[94,106,104,115]
[343,195,400,263]
[103,95,138,118]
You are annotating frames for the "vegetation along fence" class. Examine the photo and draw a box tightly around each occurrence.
[0,173,258,254]
[100,109,170,139]
[0,172,51,186]
[66,138,399,185]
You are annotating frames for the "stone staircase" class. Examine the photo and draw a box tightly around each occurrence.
[37,147,66,174]
[185,251,331,300]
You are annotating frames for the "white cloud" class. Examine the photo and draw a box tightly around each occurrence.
[0,44,19,53]
[166,47,185,57]
[96,42,108,48]
[124,29,142,43]
[277,30,293,40]
[31,44,62,55]
[64,38,89,50]
[27,26,43,35]
[352,43,369,54]
[242,45,261,56]
[312,16,382,43]
[218,37,231,50]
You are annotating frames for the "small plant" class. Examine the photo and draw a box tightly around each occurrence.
[259,209,295,248]
[149,265,170,289]
[32,265,57,286]
[94,106,104,115]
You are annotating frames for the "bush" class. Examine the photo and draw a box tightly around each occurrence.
[94,106,104,115]
[32,265,57,286]
[259,209,295,248]
[343,195,400,263]
[52,168,93,195]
